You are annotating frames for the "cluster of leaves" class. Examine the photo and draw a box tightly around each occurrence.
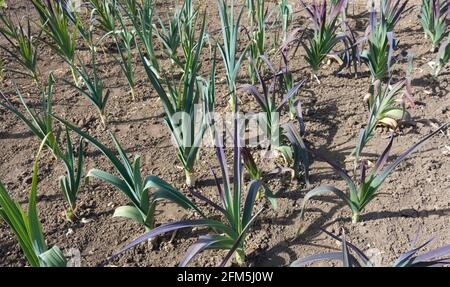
[355,79,411,158]
[361,11,394,81]
[0,75,85,220]
[420,0,449,52]
[217,0,249,110]
[0,13,40,86]
[108,98,272,267]
[292,229,450,267]
[247,0,267,83]
[300,0,350,77]
[32,0,79,84]
[0,136,67,267]
[55,116,202,231]
[139,5,211,186]
[299,123,449,230]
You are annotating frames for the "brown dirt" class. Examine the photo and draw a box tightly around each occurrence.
[0,0,449,267]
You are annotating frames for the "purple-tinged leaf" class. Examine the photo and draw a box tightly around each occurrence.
[189,189,226,215]
[309,149,357,196]
[321,228,372,266]
[374,134,394,174]
[393,238,434,266]
[179,235,227,267]
[291,252,344,267]
[387,32,394,76]
[412,244,450,264]
[210,167,226,209]
[239,84,267,109]
[112,219,235,261]
[276,79,306,112]
[279,27,302,52]
[358,159,367,184]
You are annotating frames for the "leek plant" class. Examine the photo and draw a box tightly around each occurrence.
[59,0,94,49]
[361,12,394,81]
[114,11,137,99]
[0,74,60,155]
[0,135,67,267]
[299,0,348,79]
[283,121,310,186]
[432,32,450,76]
[59,128,84,221]
[156,6,181,67]
[420,0,449,52]
[248,0,267,84]
[380,0,409,32]
[139,12,210,186]
[54,116,203,231]
[32,0,79,85]
[128,0,159,75]
[298,123,449,229]
[279,0,293,42]
[0,14,40,86]
[292,229,450,267]
[111,98,270,267]
[66,47,110,127]
[355,80,410,158]
[217,0,249,111]
[0,75,85,219]
[89,0,117,37]
[240,64,305,153]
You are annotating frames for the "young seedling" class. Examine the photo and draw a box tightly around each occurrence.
[217,0,249,111]
[282,120,310,186]
[355,79,410,158]
[54,116,203,231]
[240,63,305,153]
[247,0,267,83]
[32,0,79,85]
[0,14,40,86]
[59,128,84,221]
[139,11,210,186]
[128,0,159,76]
[0,74,60,155]
[156,6,181,67]
[420,0,449,52]
[0,135,67,267]
[298,123,449,230]
[291,228,450,267]
[66,46,110,127]
[299,0,348,80]
[114,11,137,99]
[109,97,272,267]
[1,75,85,218]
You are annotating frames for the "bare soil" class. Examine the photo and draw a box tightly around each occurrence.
[0,0,449,267]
